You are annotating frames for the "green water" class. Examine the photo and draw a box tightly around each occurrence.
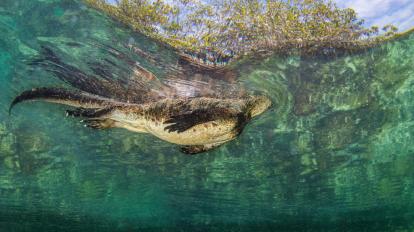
[1,0,414,231]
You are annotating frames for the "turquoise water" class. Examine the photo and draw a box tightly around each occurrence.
[1,0,414,231]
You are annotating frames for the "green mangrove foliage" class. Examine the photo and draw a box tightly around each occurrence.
[86,0,399,57]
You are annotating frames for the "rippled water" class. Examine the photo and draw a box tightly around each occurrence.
[1,0,414,231]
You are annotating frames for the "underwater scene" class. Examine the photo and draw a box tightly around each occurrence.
[1,0,414,231]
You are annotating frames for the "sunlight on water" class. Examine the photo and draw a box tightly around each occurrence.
[1,0,414,231]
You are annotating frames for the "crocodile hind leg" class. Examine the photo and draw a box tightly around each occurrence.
[65,107,117,129]
[65,107,114,118]
[180,142,226,155]
[82,118,116,129]
[66,106,147,133]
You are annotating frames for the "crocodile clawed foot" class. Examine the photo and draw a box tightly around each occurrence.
[82,119,115,130]
[82,119,105,129]
[65,108,86,117]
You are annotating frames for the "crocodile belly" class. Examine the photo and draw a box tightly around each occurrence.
[147,120,237,145]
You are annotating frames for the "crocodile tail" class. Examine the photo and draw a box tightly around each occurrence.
[9,87,114,114]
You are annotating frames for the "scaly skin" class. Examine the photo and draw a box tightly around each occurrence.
[10,87,271,154]
[102,98,247,145]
